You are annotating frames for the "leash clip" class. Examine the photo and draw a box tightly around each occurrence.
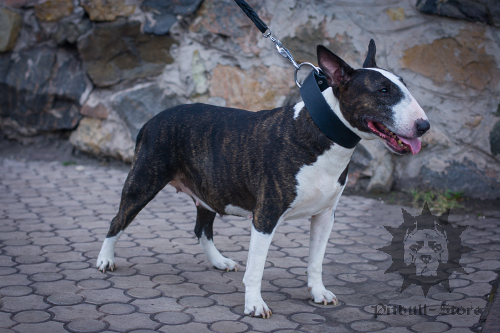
[263,28,299,70]
[264,28,321,87]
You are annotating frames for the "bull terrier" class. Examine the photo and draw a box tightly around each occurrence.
[97,40,430,318]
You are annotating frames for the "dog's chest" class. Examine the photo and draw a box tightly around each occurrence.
[286,145,353,220]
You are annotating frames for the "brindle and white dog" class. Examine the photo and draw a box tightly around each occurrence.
[96,40,430,318]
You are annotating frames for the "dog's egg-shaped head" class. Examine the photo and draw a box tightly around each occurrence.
[317,41,430,155]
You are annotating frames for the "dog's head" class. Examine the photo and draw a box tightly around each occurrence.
[403,226,449,277]
[317,40,429,155]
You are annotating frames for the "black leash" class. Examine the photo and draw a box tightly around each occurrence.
[233,0,361,149]
[234,0,268,34]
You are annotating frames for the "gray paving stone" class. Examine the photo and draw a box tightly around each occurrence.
[131,296,184,313]
[51,304,101,321]
[178,296,215,307]
[349,320,387,332]
[110,275,156,289]
[0,286,33,296]
[157,322,211,333]
[77,279,111,290]
[98,303,135,315]
[202,283,238,294]
[126,287,162,298]
[0,294,49,312]
[47,293,84,305]
[14,321,68,333]
[337,273,369,283]
[32,280,81,296]
[242,313,299,331]
[2,239,31,246]
[0,268,18,276]
[12,310,51,323]
[58,262,90,270]
[410,321,451,332]
[152,274,186,285]
[17,262,59,276]
[209,321,249,333]
[153,311,192,324]
[66,318,107,332]
[0,312,15,328]
[14,255,46,264]
[103,312,159,331]
[30,272,64,282]
[79,288,131,305]
[290,312,327,325]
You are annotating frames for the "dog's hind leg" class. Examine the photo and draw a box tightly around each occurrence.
[195,205,237,271]
[97,146,172,272]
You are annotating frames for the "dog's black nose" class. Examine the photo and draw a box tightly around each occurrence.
[420,255,432,264]
[416,119,430,137]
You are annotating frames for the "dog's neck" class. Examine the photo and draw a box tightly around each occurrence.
[320,88,375,141]
[294,87,374,143]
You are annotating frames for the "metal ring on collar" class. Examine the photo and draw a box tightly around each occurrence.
[294,62,321,88]
[263,28,272,38]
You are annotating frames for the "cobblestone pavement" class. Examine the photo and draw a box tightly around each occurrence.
[1,158,499,333]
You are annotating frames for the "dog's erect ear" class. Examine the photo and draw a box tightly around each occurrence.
[362,39,377,68]
[317,45,354,87]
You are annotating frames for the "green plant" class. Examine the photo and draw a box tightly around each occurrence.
[62,161,77,166]
[410,189,464,213]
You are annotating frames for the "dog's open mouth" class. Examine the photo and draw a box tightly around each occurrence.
[367,121,421,155]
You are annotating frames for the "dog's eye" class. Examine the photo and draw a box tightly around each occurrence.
[379,88,388,93]
[432,244,442,252]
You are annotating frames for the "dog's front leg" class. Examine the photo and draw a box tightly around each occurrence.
[243,224,277,318]
[308,207,338,305]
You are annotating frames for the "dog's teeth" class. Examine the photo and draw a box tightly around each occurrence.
[398,139,402,144]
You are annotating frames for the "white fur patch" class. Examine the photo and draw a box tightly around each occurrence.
[293,101,305,119]
[285,144,353,220]
[307,208,338,304]
[225,204,252,218]
[366,68,428,137]
[243,224,277,317]
[200,233,237,270]
[96,230,123,271]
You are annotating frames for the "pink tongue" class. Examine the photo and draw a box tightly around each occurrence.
[399,136,421,154]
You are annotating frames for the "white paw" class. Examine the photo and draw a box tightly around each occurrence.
[309,285,338,305]
[244,295,272,318]
[212,257,238,272]
[96,253,115,273]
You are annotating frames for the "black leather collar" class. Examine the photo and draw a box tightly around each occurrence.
[300,71,361,149]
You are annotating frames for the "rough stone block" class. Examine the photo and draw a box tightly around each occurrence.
[0,8,22,52]
[35,0,74,22]
[81,0,135,22]
[111,83,186,140]
[77,19,177,87]
[416,0,500,26]
[0,46,90,134]
[141,0,203,35]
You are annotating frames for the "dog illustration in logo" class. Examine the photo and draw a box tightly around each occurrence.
[379,203,472,296]
[404,221,449,277]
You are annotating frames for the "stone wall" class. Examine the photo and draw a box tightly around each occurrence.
[1,0,499,199]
